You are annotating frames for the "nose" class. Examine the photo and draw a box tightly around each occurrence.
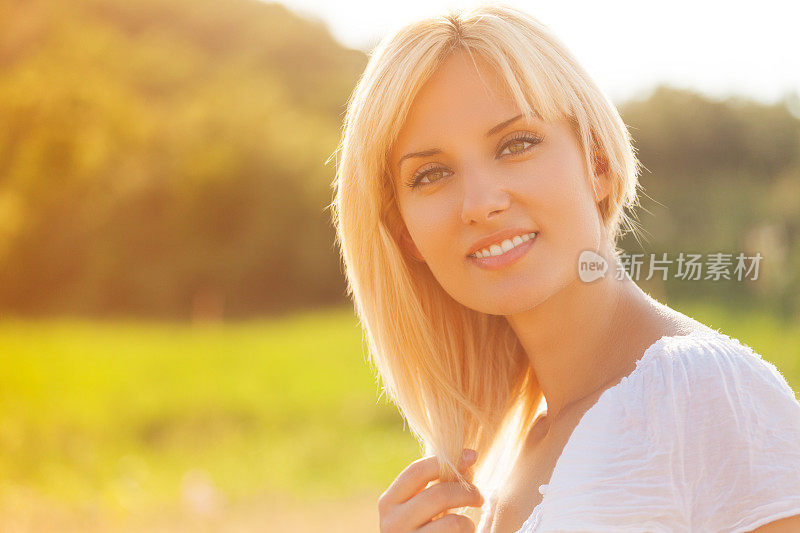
[460,168,512,225]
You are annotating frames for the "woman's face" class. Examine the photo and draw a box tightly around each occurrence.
[389,49,610,315]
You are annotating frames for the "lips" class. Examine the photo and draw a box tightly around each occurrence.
[471,232,537,258]
[468,233,536,270]
[466,227,538,257]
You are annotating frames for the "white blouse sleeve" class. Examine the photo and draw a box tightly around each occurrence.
[663,333,800,532]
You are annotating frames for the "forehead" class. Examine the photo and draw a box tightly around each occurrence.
[391,50,518,155]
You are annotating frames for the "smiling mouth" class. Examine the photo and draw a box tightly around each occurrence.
[468,232,538,259]
[467,232,537,271]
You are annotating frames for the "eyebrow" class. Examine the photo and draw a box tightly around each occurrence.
[396,113,525,174]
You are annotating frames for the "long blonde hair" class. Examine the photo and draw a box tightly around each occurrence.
[328,2,641,521]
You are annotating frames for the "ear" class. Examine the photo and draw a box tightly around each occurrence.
[592,156,611,204]
[399,227,426,263]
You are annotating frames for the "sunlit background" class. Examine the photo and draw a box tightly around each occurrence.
[0,0,798,531]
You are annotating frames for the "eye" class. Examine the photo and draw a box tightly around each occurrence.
[406,164,453,189]
[497,132,544,158]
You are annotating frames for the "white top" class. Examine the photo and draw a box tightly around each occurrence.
[478,328,800,532]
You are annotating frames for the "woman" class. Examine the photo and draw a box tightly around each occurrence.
[330,4,800,532]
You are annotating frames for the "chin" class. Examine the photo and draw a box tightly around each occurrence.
[464,286,558,316]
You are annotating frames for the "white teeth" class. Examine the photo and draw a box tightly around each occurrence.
[472,232,537,258]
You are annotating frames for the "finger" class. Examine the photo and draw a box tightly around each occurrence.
[382,450,477,506]
[399,480,484,528]
[458,455,477,484]
[417,513,476,533]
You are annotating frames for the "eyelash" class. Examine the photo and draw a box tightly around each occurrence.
[404,132,544,189]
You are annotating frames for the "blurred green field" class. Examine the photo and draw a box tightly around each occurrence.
[0,302,798,531]
[0,305,419,531]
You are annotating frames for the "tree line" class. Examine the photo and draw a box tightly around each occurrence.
[0,0,797,319]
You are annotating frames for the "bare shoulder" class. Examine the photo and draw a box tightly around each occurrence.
[647,298,711,337]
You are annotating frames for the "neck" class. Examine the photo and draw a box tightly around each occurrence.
[506,249,657,422]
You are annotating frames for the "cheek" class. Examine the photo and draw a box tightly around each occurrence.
[518,151,594,225]
[402,200,452,251]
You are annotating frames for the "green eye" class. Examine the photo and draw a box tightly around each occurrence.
[407,166,453,189]
[498,133,543,157]
[404,132,543,190]
[506,140,529,154]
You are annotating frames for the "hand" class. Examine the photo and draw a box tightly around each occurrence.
[378,449,485,532]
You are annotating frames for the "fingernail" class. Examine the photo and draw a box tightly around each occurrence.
[462,449,476,462]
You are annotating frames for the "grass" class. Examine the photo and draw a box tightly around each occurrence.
[0,305,420,524]
[0,300,797,530]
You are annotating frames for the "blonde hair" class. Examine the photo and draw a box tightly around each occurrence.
[328,2,641,522]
